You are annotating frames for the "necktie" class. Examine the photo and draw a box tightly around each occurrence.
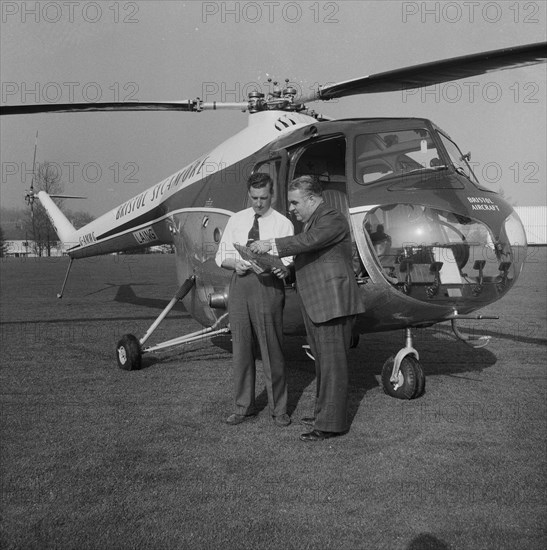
[246,213,260,246]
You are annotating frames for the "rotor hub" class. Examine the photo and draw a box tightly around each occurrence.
[247,78,302,113]
[248,91,266,113]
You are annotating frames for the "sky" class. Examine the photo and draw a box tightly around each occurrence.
[1,1,546,216]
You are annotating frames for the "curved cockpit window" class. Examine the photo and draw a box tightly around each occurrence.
[351,204,526,304]
[437,132,485,188]
[355,129,446,185]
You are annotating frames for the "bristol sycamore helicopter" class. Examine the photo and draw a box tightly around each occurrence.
[2,42,546,400]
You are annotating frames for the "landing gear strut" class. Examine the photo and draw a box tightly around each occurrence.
[115,275,230,370]
[381,328,425,399]
[380,312,498,399]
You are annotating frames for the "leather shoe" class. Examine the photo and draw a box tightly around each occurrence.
[225,413,257,425]
[300,416,315,427]
[273,413,291,427]
[300,429,342,442]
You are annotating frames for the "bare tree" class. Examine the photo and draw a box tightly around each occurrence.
[0,225,7,258]
[70,210,95,229]
[25,162,64,256]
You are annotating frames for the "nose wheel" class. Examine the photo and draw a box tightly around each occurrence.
[380,328,425,399]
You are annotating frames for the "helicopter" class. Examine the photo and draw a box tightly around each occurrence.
[2,41,545,400]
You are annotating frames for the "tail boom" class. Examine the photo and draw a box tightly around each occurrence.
[37,191,77,243]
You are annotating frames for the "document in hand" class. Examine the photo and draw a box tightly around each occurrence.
[234,243,286,272]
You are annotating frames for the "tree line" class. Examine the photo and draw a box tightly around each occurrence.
[0,162,95,257]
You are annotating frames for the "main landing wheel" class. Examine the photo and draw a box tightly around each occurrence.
[381,355,425,399]
[116,334,142,371]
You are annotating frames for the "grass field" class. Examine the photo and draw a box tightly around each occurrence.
[1,249,546,549]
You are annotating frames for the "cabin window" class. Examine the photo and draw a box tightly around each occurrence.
[290,136,348,220]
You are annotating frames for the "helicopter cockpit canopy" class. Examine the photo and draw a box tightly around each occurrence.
[351,204,526,306]
[278,120,527,309]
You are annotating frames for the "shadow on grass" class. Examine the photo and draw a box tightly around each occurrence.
[113,284,188,313]
[361,328,497,377]
[134,332,234,371]
[282,327,499,429]
[135,323,499,428]
[140,354,163,370]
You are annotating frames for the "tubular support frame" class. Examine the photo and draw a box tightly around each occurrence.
[142,313,230,354]
[57,257,74,299]
[449,311,499,348]
[139,275,196,346]
[451,319,491,348]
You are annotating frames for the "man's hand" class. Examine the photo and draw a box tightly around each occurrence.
[272,267,288,280]
[235,259,252,276]
[249,240,272,254]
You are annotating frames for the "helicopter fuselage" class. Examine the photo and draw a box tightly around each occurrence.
[49,110,526,336]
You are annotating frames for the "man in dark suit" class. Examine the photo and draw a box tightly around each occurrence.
[250,175,366,441]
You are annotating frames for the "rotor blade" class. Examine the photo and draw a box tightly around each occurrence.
[30,130,38,192]
[48,194,87,199]
[0,100,248,116]
[303,42,547,102]
[28,132,38,240]
[0,101,199,116]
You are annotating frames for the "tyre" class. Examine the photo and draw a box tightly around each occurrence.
[116,334,142,371]
[411,357,426,398]
[381,355,420,400]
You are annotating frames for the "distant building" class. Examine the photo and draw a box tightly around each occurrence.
[4,239,67,257]
[5,239,34,257]
[515,206,547,245]
[1,223,66,257]
[2,223,36,257]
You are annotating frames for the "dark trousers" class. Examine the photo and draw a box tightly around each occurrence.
[228,272,287,417]
[302,309,354,433]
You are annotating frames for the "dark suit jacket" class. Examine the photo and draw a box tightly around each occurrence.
[276,204,366,324]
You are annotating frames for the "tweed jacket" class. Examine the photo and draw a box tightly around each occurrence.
[275,203,366,324]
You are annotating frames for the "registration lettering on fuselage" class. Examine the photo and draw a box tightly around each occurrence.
[79,232,96,246]
[133,227,158,245]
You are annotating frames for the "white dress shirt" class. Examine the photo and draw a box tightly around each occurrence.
[215,206,294,268]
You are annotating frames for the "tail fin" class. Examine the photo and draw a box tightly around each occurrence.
[37,191,77,244]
